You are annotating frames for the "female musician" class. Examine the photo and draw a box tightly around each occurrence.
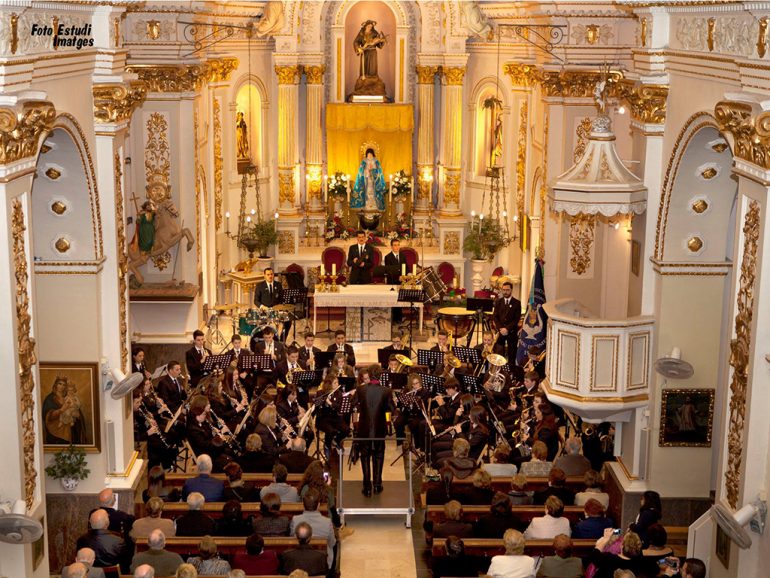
[206,370,239,431]
[224,361,249,410]
[330,352,355,379]
[528,402,561,461]
[255,405,288,460]
[132,388,177,470]
[357,367,371,387]
[186,394,225,459]
[315,376,350,458]
[393,373,429,450]
[465,405,490,461]
[276,384,314,445]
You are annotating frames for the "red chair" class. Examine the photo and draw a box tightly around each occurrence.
[492,266,504,277]
[437,262,456,286]
[321,246,346,283]
[401,246,418,271]
[285,262,304,281]
[474,289,495,299]
[371,247,386,283]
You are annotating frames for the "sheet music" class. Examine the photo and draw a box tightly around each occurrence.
[150,365,167,380]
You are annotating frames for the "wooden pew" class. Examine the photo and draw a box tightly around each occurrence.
[149,502,328,520]
[421,475,586,498]
[425,504,585,525]
[120,576,325,578]
[135,536,326,560]
[164,472,303,488]
[431,537,597,559]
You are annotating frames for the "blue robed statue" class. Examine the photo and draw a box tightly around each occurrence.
[351,148,386,210]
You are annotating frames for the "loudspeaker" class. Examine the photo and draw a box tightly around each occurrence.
[106,420,117,473]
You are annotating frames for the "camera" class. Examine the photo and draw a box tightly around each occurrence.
[658,557,679,569]
[612,528,622,535]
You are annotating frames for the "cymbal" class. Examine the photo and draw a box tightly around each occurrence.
[395,354,414,366]
[487,353,507,367]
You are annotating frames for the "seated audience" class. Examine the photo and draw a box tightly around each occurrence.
[553,437,591,477]
[143,465,180,503]
[667,558,706,578]
[537,534,583,578]
[131,497,175,540]
[433,535,483,578]
[232,533,280,575]
[175,492,216,537]
[227,571,245,578]
[288,570,309,578]
[629,491,662,548]
[175,563,198,578]
[440,438,476,479]
[299,460,332,504]
[260,463,300,502]
[133,564,155,578]
[508,473,534,506]
[457,469,495,505]
[486,529,536,578]
[182,454,225,502]
[129,529,183,576]
[433,500,474,539]
[290,488,336,567]
[215,500,253,537]
[280,437,315,474]
[61,547,105,578]
[280,522,328,576]
[533,467,575,506]
[92,488,135,538]
[240,434,276,473]
[76,509,132,573]
[524,496,571,540]
[223,462,258,502]
[641,523,674,560]
[592,530,660,578]
[573,498,614,539]
[474,492,526,538]
[252,492,291,536]
[62,563,88,578]
[187,535,232,575]
[574,469,610,510]
[482,445,518,477]
[519,441,553,478]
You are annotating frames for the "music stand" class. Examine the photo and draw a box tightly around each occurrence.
[397,288,425,352]
[377,348,396,368]
[339,395,354,415]
[246,354,273,371]
[395,389,419,407]
[458,373,484,396]
[338,376,356,392]
[417,373,446,396]
[418,349,444,373]
[294,370,323,389]
[202,354,232,374]
[283,288,308,344]
[380,371,407,390]
[313,351,335,371]
[453,346,481,366]
[467,297,494,346]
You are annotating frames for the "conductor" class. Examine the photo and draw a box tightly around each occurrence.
[355,378,394,497]
[347,230,374,284]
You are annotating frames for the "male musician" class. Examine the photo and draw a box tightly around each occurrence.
[383,239,405,322]
[517,370,541,408]
[254,267,283,309]
[186,330,212,388]
[474,331,505,376]
[431,330,452,354]
[132,346,150,378]
[228,335,252,370]
[383,331,407,353]
[156,360,186,413]
[525,345,546,379]
[346,230,374,284]
[493,281,522,361]
[433,379,462,428]
[327,329,356,367]
[275,346,309,406]
[254,326,286,382]
[354,375,394,496]
[298,332,321,370]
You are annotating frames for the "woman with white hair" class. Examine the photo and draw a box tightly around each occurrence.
[486,528,536,578]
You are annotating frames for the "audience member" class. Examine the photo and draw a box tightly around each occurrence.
[130,497,175,540]
[76,509,132,573]
[519,441,553,477]
[592,530,660,578]
[182,455,225,502]
[674,558,706,578]
[252,492,291,536]
[457,469,495,505]
[240,434,275,473]
[175,563,198,578]
[62,563,88,578]
[440,438,476,479]
[482,445,518,477]
[629,491,662,548]
[129,529,183,576]
[61,548,105,578]
[524,496,571,540]
[222,462,258,502]
[91,488,135,538]
[280,437,315,474]
[641,523,674,560]
[260,464,300,502]
[289,488,336,567]
[215,500,253,537]
[226,571,246,578]
[433,535,483,578]
[508,474,534,506]
[533,467,576,506]
[232,533,280,575]
[280,522,328,576]
[574,469,610,509]
[287,570,310,578]
[187,535,232,575]
[143,465,180,503]
[537,534,583,578]
[486,529,536,578]
[175,492,216,537]
[553,437,592,476]
[474,492,526,538]
[133,564,155,578]
[573,498,614,539]
[433,500,473,539]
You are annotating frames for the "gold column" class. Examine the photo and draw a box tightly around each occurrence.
[276,65,301,214]
[440,66,465,216]
[305,64,325,214]
[415,65,438,213]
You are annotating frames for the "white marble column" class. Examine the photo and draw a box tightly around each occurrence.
[440,66,466,217]
[305,64,325,215]
[275,64,301,215]
[415,65,438,214]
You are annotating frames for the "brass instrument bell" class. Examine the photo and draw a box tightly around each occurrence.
[486,353,507,367]
[394,353,414,373]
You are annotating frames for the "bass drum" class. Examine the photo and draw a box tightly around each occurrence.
[419,266,447,302]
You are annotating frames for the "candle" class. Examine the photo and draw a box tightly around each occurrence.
[225,211,230,233]
[321,263,325,276]
[412,263,417,276]
[454,274,459,289]
[274,212,279,220]
[332,263,337,276]
[401,263,406,276]
[250,209,255,215]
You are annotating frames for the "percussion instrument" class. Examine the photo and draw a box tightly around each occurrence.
[435,307,476,339]
[418,266,447,302]
[238,308,265,336]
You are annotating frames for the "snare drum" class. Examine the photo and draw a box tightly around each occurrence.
[435,307,476,339]
[419,266,447,302]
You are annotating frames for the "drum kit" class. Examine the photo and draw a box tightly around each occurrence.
[236,306,291,340]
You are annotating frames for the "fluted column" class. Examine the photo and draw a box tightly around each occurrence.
[305,64,325,214]
[275,65,301,215]
[440,66,466,216]
[415,65,438,213]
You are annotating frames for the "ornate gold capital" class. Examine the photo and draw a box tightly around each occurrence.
[444,171,461,205]
[279,171,295,204]
[416,65,438,85]
[443,66,466,86]
[305,65,325,85]
[503,63,542,88]
[0,100,56,165]
[126,58,238,93]
[206,57,239,83]
[275,65,301,85]
[93,82,147,124]
[613,80,668,125]
[715,100,770,169]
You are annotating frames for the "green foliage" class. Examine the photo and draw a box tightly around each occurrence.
[463,217,507,261]
[242,219,278,257]
[45,445,90,481]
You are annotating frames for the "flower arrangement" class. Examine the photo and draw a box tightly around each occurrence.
[241,219,278,257]
[386,212,418,241]
[328,172,349,198]
[325,213,355,241]
[390,170,412,198]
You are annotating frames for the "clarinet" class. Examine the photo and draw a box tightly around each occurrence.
[138,403,171,449]
[209,408,242,453]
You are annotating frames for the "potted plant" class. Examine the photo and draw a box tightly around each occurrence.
[241,219,278,258]
[463,217,507,261]
[45,445,90,491]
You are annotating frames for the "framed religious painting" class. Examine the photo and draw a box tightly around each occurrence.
[40,362,101,452]
[659,388,715,447]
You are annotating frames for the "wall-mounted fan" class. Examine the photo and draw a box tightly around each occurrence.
[710,498,767,549]
[0,500,43,544]
[108,369,144,400]
[654,346,694,379]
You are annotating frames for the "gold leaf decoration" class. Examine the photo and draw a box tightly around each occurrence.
[51,200,67,215]
[574,117,593,163]
[701,166,718,179]
[0,100,56,164]
[692,199,709,214]
[144,112,170,198]
[687,236,703,252]
[569,214,595,275]
[443,66,466,86]
[444,231,460,255]
[114,152,129,371]
[213,98,223,230]
[715,100,770,170]
[92,82,147,124]
[54,237,70,253]
[45,167,61,180]
[516,100,528,218]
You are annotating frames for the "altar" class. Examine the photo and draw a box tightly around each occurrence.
[313,285,424,342]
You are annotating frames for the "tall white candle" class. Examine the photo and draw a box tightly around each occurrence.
[332,263,337,276]
[401,263,406,276]
[412,263,417,276]
[321,263,325,276]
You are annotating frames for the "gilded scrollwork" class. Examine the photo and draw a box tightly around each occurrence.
[725,201,760,510]
[144,112,170,191]
[304,65,325,85]
[0,99,56,164]
[574,117,592,163]
[444,171,461,206]
[715,100,770,169]
[93,82,147,124]
[444,231,460,255]
[443,66,466,86]
[569,214,595,275]
[275,65,300,85]
[114,153,129,371]
[613,80,668,125]
[278,172,295,205]
[516,100,528,218]
[278,230,295,254]
[416,65,438,85]
[13,199,37,509]
[126,58,238,93]
[213,99,223,230]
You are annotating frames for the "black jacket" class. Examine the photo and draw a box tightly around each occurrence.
[88,507,135,539]
[156,375,187,413]
[355,383,394,439]
[492,296,522,336]
[254,280,283,308]
[254,340,286,367]
[346,242,374,284]
[326,343,356,367]
[239,450,275,473]
[175,510,216,537]
[533,485,576,506]
[383,251,406,284]
[474,513,527,537]
[279,450,315,474]
[280,544,328,576]
[185,346,212,387]
[76,529,132,573]
[297,345,321,369]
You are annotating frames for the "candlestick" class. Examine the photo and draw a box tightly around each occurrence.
[225,211,230,234]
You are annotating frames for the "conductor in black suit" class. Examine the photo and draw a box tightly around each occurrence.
[492,280,522,362]
[254,267,283,308]
[383,238,405,323]
[346,230,374,284]
[355,378,394,497]
[185,329,212,388]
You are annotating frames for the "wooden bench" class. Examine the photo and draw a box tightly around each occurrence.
[164,473,303,487]
[425,504,585,525]
[135,536,326,559]
[149,502,328,520]
[421,475,586,497]
[431,537,597,559]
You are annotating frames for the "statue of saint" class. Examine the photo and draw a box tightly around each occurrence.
[236,111,249,159]
[137,200,156,253]
[352,20,387,97]
[491,112,503,166]
[351,148,386,211]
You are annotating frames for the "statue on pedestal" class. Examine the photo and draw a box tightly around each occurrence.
[351,148,386,211]
[236,111,249,159]
[352,20,387,97]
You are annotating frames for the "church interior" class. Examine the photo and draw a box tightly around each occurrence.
[0,1,769,577]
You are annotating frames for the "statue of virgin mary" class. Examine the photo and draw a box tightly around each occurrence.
[350,148,386,210]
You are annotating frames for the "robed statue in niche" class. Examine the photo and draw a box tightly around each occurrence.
[352,20,387,97]
[351,147,386,211]
[236,111,249,159]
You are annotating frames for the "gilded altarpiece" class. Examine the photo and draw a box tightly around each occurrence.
[567,214,596,279]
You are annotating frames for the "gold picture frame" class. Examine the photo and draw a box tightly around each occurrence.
[659,388,714,447]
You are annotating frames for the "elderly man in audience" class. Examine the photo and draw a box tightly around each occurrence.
[76,509,132,573]
[260,463,300,502]
[279,437,316,474]
[61,547,105,578]
[131,497,176,540]
[487,529,536,578]
[175,492,216,536]
[533,467,575,506]
[130,529,184,576]
[573,498,614,539]
[232,533,280,575]
[553,437,592,476]
[280,522,328,576]
[524,496,571,540]
[90,488,135,539]
[133,564,155,578]
[536,534,583,578]
[574,469,610,509]
[289,489,336,567]
[182,454,225,502]
[62,563,88,578]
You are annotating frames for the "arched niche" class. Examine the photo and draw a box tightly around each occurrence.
[470,77,509,178]
[232,75,268,171]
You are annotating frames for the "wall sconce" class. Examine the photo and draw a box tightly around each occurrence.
[585,24,600,45]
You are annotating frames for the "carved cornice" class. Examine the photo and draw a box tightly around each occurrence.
[416,65,439,85]
[613,80,668,125]
[126,57,239,93]
[275,65,301,85]
[503,63,541,88]
[0,100,56,165]
[93,82,147,124]
[304,65,325,85]
[205,57,238,83]
[443,66,466,86]
[715,100,770,170]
